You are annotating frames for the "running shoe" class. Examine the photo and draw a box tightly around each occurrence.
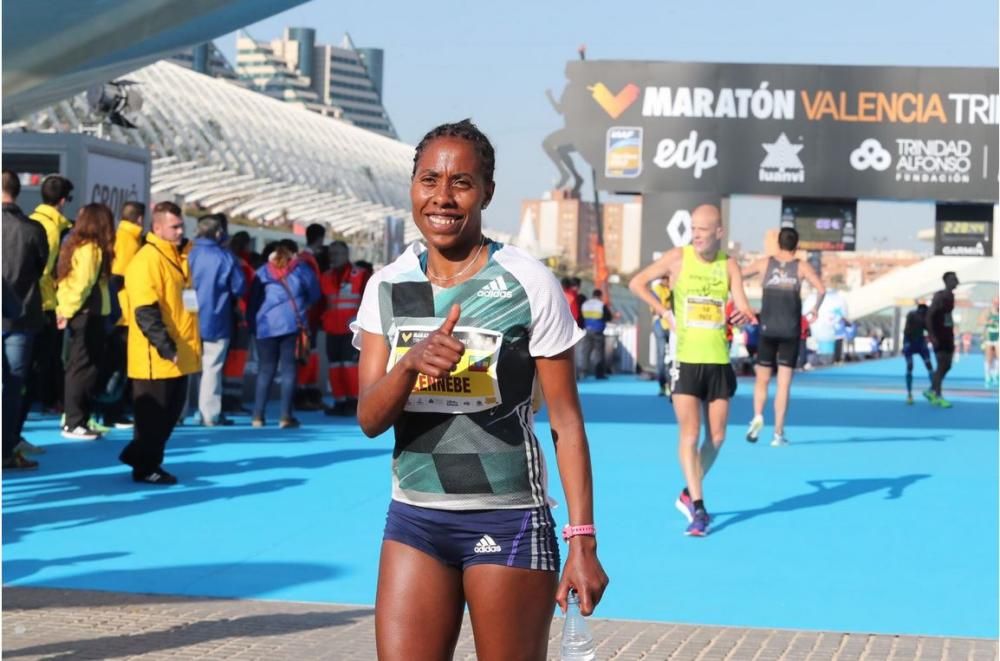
[674,489,695,523]
[922,389,937,404]
[87,417,112,434]
[933,396,953,409]
[279,417,301,429]
[15,437,45,455]
[61,425,101,441]
[2,452,39,470]
[906,395,914,405]
[685,510,711,537]
[770,433,789,447]
[132,468,178,485]
[108,417,134,430]
[746,415,764,443]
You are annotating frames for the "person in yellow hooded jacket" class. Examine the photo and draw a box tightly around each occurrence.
[112,201,146,324]
[98,201,146,429]
[26,175,74,416]
[118,201,201,485]
[54,203,114,440]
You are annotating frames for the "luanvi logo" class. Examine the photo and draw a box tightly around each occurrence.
[759,133,804,183]
[588,82,641,119]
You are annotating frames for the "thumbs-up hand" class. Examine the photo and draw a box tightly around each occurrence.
[402,303,466,378]
[438,303,460,336]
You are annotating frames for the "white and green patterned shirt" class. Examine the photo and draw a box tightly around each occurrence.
[352,240,583,510]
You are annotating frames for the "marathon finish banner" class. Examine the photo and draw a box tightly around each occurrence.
[550,61,999,202]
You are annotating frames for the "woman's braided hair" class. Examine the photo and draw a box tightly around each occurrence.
[412,119,495,184]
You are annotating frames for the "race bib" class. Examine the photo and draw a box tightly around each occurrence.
[389,325,503,414]
[182,288,199,312]
[685,296,724,329]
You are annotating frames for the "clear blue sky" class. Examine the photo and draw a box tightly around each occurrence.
[216,0,998,250]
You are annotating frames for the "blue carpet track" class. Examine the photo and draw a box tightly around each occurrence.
[3,356,997,638]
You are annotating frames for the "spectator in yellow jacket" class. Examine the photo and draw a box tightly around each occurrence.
[112,201,145,326]
[99,201,146,429]
[26,175,74,415]
[118,201,201,485]
[55,203,114,440]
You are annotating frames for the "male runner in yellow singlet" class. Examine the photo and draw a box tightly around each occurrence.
[629,204,756,536]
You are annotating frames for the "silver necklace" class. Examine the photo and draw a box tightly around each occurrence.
[426,238,485,283]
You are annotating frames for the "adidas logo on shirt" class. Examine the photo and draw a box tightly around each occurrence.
[477,276,513,299]
[474,534,502,554]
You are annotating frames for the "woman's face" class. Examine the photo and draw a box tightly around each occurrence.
[411,136,494,253]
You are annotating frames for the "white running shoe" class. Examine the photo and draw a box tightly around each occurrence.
[770,433,789,447]
[61,425,101,441]
[746,415,764,443]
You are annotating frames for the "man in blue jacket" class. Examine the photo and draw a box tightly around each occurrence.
[190,214,245,426]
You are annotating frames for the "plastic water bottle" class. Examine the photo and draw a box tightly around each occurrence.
[560,590,596,661]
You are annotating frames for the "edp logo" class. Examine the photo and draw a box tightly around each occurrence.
[652,130,718,179]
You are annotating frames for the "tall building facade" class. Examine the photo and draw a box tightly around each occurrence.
[234,28,396,138]
[519,190,642,275]
[168,42,245,85]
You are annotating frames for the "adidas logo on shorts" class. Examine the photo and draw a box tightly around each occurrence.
[476,276,513,299]
[474,534,502,554]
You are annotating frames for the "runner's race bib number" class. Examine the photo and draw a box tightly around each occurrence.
[684,296,724,329]
[388,325,503,414]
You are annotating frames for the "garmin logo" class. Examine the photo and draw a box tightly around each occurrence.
[942,243,986,256]
[477,276,513,299]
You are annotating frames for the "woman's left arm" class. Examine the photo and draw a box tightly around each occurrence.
[536,349,609,616]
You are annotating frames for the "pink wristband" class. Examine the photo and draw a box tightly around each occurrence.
[562,524,596,541]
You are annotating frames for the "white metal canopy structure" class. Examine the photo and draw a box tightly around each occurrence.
[14,61,418,241]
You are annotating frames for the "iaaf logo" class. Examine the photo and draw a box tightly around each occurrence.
[652,131,718,179]
[759,133,804,183]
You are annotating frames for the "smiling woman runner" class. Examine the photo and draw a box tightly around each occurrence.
[353,119,608,661]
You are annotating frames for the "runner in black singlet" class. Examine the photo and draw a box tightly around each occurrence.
[902,302,934,404]
[744,227,825,446]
